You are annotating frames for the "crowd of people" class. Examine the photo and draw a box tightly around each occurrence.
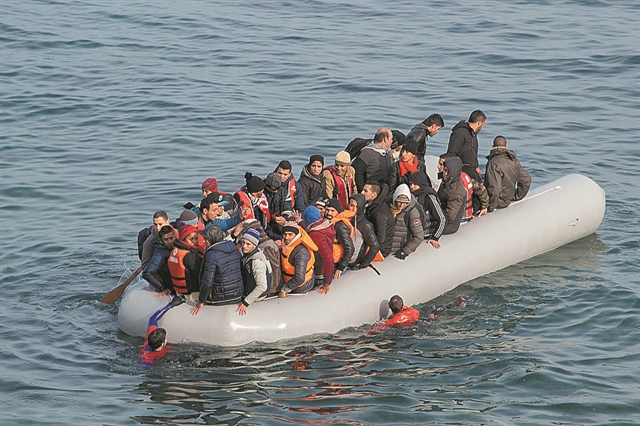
[137,110,532,317]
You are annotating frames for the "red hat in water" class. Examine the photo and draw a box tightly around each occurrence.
[179,224,198,242]
[201,178,219,193]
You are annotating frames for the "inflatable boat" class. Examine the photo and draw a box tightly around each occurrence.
[118,157,605,346]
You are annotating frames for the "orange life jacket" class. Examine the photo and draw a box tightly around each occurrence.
[281,229,317,286]
[325,165,354,210]
[330,210,356,263]
[385,305,420,326]
[167,247,189,294]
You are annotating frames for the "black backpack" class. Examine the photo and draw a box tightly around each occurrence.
[344,137,372,160]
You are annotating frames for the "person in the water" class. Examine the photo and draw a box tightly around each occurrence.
[140,297,183,366]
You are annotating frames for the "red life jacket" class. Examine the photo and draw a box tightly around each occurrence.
[385,306,420,326]
[234,189,271,226]
[460,171,474,219]
[140,324,169,365]
[324,165,354,210]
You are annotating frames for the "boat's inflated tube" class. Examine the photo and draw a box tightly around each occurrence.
[118,156,605,346]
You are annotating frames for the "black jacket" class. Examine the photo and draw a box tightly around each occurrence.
[333,220,355,270]
[351,194,380,267]
[406,122,430,163]
[298,165,326,207]
[437,157,467,235]
[447,121,479,168]
[364,184,395,257]
[412,185,446,241]
[387,160,429,194]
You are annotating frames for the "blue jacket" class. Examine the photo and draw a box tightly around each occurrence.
[199,240,244,304]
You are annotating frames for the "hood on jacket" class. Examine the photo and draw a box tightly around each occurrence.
[369,182,390,210]
[486,147,517,161]
[201,225,225,246]
[392,184,412,202]
[451,120,473,135]
[408,170,431,189]
[350,193,366,222]
[444,157,463,182]
[300,164,322,183]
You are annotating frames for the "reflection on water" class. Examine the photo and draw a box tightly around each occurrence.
[122,235,620,424]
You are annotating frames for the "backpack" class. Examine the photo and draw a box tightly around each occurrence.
[344,138,372,161]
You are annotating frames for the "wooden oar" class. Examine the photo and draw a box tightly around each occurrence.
[100,266,144,304]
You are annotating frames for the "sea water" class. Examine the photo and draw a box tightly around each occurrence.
[1,0,638,424]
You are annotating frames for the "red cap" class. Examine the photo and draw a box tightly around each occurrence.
[179,224,197,242]
[201,178,219,193]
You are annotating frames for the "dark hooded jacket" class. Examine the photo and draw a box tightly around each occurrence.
[351,194,380,267]
[199,226,243,304]
[484,148,531,211]
[409,171,446,241]
[406,122,430,164]
[387,158,429,194]
[389,185,424,255]
[447,121,479,168]
[143,244,172,292]
[298,165,326,207]
[437,157,467,235]
[364,183,395,257]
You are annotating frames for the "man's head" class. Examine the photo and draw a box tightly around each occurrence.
[362,182,381,202]
[468,110,486,133]
[388,295,404,314]
[308,155,324,177]
[179,224,198,246]
[158,225,176,250]
[347,198,358,213]
[281,222,300,246]
[276,160,292,183]
[392,184,411,211]
[423,113,445,136]
[241,228,261,254]
[152,211,170,234]
[201,225,225,248]
[200,193,228,222]
[373,128,393,150]
[303,206,322,227]
[437,152,455,173]
[334,151,351,177]
[315,198,327,218]
[408,171,431,193]
[324,198,343,220]
[264,172,281,194]
[201,178,219,198]
[492,135,507,149]
[245,172,266,197]
[401,139,418,163]
[148,328,167,350]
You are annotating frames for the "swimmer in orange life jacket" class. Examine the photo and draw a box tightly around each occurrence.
[140,297,183,366]
[385,295,420,326]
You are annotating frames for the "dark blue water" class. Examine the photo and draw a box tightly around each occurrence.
[1,0,638,424]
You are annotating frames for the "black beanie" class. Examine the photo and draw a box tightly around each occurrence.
[245,172,265,193]
[391,130,406,149]
[326,198,343,213]
[403,139,418,155]
[408,170,431,188]
[309,155,324,166]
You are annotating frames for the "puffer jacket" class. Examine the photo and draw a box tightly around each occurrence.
[306,219,336,286]
[484,148,532,211]
[298,165,326,207]
[351,194,380,267]
[389,185,424,255]
[437,157,467,234]
[199,240,243,304]
[447,121,479,168]
[364,183,395,257]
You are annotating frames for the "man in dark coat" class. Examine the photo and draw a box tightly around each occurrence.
[348,194,380,269]
[437,157,467,235]
[362,181,395,257]
[484,136,531,212]
[408,171,445,249]
[387,139,429,193]
[352,128,394,191]
[447,110,486,176]
[142,225,176,294]
[406,113,445,165]
[298,155,326,207]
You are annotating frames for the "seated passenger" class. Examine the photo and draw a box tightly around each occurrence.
[298,155,326,207]
[484,136,532,212]
[263,172,285,240]
[389,130,407,162]
[138,211,170,266]
[190,226,244,315]
[406,113,444,164]
[201,177,219,198]
[142,225,177,295]
[460,148,489,217]
[347,194,381,270]
[302,206,335,294]
[236,228,272,316]
[387,139,429,193]
[362,181,395,258]
[279,222,318,298]
[314,197,328,219]
[324,199,356,279]
[437,156,467,235]
[388,184,424,260]
[166,225,204,302]
[198,192,243,232]
[322,151,357,210]
[408,171,445,249]
[234,172,271,230]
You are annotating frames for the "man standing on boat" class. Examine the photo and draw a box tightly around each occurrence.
[352,128,394,192]
[484,136,531,212]
[406,113,445,165]
[447,110,486,178]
